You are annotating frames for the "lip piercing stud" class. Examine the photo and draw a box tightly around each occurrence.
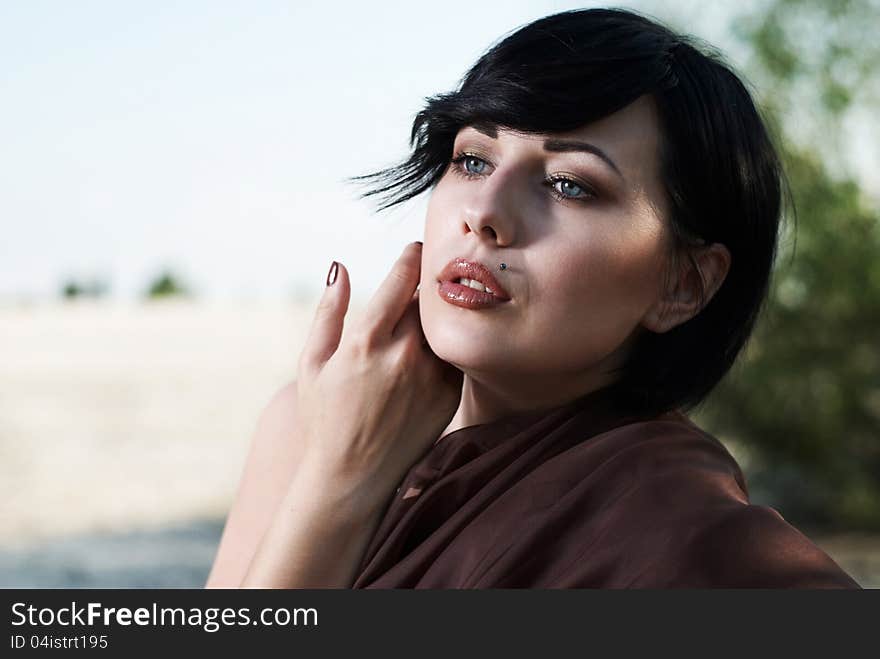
[499,263,508,271]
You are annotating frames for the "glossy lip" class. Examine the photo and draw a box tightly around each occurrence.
[437,280,508,309]
[437,258,512,300]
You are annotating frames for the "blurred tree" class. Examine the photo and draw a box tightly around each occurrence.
[61,281,82,299]
[144,269,192,299]
[60,277,110,299]
[694,0,880,530]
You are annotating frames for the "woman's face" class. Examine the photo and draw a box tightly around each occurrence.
[419,95,672,400]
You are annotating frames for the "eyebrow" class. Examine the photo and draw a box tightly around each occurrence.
[542,139,623,179]
[469,123,624,180]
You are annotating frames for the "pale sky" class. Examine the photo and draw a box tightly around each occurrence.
[2,0,835,305]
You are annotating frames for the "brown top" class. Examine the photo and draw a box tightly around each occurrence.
[352,387,861,589]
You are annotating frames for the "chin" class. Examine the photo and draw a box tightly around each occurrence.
[422,317,511,373]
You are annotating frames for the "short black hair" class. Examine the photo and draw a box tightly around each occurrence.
[351,7,788,419]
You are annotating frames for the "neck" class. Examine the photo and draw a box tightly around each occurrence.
[438,369,615,442]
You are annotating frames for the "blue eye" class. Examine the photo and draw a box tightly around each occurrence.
[450,152,489,178]
[451,152,490,179]
[555,179,583,198]
[546,175,596,203]
[464,156,487,175]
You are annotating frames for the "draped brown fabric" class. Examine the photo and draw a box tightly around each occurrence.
[352,387,860,589]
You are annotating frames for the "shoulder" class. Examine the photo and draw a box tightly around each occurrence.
[550,412,860,587]
[558,409,751,507]
[679,503,861,588]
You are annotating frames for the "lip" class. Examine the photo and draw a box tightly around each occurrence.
[436,257,512,310]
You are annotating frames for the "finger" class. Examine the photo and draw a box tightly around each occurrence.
[298,260,351,376]
[361,241,422,339]
[392,287,423,344]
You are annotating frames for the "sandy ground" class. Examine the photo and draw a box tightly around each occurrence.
[1,300,877,588]
[0,299,324,547]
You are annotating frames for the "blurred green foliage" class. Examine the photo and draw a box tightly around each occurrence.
[60,278,110,299]
[694,0,880,530]
[144,269,192,299]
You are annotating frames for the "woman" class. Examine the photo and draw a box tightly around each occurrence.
[206,8,860,588]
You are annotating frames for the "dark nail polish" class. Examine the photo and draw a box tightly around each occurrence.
[326,261,339,286]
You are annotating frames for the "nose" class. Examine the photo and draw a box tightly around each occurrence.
[462,165,521,246]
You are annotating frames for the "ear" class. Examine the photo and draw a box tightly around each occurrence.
[641,242,731,334]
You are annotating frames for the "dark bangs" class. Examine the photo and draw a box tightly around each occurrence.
[352,9,680,212]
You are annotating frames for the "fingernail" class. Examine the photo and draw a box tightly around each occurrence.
[326,261,339,287]
[414,241,423,248]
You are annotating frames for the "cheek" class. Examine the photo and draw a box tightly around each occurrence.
[423,187,450,241]
[530,231,664,350]
[420,199,446,289]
